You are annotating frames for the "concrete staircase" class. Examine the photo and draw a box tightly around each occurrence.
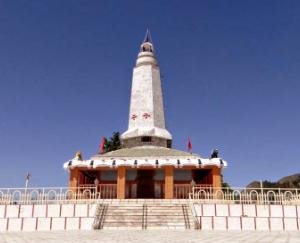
[93,200,195,230]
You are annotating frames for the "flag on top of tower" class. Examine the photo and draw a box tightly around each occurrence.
[99,137,106,154]
[187,137,192,152]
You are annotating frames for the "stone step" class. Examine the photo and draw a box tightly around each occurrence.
[145,226,187,229]
[107,206,144,208]
[146,222,187,226]
[146,212,186,216]
[106,208,143,211]
[106,209,188,213]
[101,199,188,202]
[105,212,142,215]
[147,209,184,211]
[108,204,185,207]
[144,215,185,218]
[103,222,187,227]
[104,218,186,223]
[106,212,190,216]
[147,207,186,209]
[102,226,188,230]
[104,202,188,206]
[104,216,143,221]
[104,216,189,219]
[103,222,143,226]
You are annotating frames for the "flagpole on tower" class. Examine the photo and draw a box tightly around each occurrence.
[25,172,31,189]
[25,172,31,199]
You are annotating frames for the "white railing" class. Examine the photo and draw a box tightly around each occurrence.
[174,184,212,199]
[1,185,299,205]
[191,186,300,205]
[0,186,100,205]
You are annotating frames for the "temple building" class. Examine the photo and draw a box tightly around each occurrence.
[63,30,228,199]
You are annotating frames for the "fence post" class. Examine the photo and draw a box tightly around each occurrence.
[42,188,45,203]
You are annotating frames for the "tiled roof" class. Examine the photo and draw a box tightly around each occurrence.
[91,146,199,158]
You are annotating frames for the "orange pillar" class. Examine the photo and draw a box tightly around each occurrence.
[211,167,222,189]
[117,167,126,199]
[164,166,174,199]
[69,168,79,188]
[68,168,79,198]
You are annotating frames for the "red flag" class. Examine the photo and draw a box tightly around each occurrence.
[99,137,106,154]
[187,137,192,152]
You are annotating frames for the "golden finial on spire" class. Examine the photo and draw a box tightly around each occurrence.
[75,151,83,161]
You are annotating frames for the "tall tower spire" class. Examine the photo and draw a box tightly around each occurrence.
[121,30,172,148]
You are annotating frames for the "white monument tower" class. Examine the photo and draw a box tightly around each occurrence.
[121,30,172,148]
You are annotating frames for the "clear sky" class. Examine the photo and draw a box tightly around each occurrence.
[0,0,299,188]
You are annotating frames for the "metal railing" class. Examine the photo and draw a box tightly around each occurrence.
[188,193,200,229]
[174,184,212,199]
[0,186,103,205]
[1,185,299,205]
[191,186,300,205]
[98,184,117,199]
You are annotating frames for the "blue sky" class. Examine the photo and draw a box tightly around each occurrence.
[0,0,299,188]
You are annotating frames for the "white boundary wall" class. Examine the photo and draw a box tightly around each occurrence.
[194,203,300,231]
[0,203,299,231]
[0,203,96,232]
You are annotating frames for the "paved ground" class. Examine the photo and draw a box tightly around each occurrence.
[1,230,300,243]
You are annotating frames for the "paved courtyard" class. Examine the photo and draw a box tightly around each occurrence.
[0,230,300,243]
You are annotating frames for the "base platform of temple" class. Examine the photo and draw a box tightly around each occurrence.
[0,186,299,232]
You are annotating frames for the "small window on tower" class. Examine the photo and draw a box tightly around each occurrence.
[141,136,152,143]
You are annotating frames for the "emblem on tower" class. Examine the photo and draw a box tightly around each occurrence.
[143,113,151,119]
[131,114,137,120]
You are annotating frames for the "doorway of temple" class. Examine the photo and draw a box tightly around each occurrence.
[137,170,155,198]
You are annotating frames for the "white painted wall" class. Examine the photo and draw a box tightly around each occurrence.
[75,204,88,217]
[243,205,256,217]
[81,218,94,230]
[201,217,213,230]
[6,205,19,218]
[51,218,65,230]
[193,203,299,231]
[214,217,227,230]
[66,218,79,230]
[229,204,242,217]
[284,218,298,231]
[0,218,8,232]
[48,205,61,217]
[216,204,229,216]
[284,205,297,217]
[61,204,74,217]
[20,205,33,218]
[242,217,255,230]
[33,205,47,218]
[37,218,51,231]
[0,203,299,232]
[228,217,241,230]
[22,218,36,231]
[8,218,22,232]
[0,205,5,218]
[202,204,215,216]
